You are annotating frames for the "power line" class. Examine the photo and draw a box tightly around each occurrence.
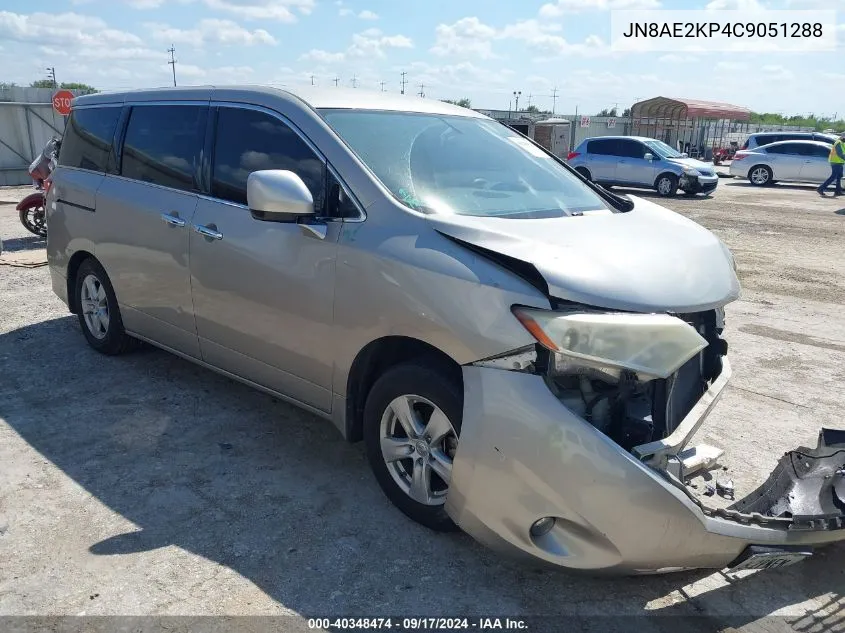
[400,71,407,95]
[167,45,177,87]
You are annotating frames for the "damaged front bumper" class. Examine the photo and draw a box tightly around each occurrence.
[445,359,845,574]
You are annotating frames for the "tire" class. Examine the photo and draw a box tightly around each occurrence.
[748,165,773,187]
[363,362,463,532]
[19,203,47,237]
[655,173,679,197]
[574,166,591,181]
[74,258,136,355]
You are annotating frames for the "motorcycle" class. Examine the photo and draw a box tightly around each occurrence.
[16,136,61,237]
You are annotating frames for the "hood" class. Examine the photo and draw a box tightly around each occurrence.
[427,196,740,313]
[667,157,714,172]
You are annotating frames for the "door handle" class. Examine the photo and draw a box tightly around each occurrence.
[161,213,186,227]
[194,224,223,240]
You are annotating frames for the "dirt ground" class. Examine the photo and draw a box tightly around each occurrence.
[1,178,844,632]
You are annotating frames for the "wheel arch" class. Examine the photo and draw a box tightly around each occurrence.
[66,250,96,314]
[654,170,679,188]
[344,336,463,443]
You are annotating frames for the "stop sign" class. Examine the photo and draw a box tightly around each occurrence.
[52,90,74,116]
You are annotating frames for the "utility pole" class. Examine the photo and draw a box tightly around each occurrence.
[418,83,425,98]
[527,93,533,109]
[310,74,315,86]
[333,76,340,87]
[167,45,177,87]
[551,87,558,114]
[46,67,57,90]
[379,80,386,92]
[400,71,407,95]
[351,74,358,88]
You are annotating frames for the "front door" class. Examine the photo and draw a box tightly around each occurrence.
[615,139,654,185]
[95,103,207,358]
[189,105,341,413]
[799,144,834,183]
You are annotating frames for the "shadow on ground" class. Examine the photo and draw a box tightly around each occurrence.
[2,317,843,631]
[1,235,46,253]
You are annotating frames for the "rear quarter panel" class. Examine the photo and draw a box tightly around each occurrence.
[46,166,105,281]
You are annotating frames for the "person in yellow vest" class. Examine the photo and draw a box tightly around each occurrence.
[818,133,845,197]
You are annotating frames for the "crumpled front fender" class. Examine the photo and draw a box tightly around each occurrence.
[16,192,45,212]
[445,366,845,574]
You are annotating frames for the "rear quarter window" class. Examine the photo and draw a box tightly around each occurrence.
[58,107,121,173]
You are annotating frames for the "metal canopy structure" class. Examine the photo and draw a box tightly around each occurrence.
[630,96,753,160]
[631,97,751,122]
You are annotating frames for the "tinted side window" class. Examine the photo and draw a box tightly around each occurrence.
[121,105,207,192]
[588,139,613,155]
[58,107,120,172]
[212,107,325,210]
[326,171,360,219]
[810,145,832,158]
[617,140,645,159]
[765,145,786,154]
[776,143,805,155]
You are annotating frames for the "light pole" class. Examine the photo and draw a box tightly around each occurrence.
[513,90,522,113]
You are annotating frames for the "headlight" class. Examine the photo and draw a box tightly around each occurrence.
[512,307,708,380]
[682,166,702,177]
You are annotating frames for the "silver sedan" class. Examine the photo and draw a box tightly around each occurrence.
[730,140,833,186]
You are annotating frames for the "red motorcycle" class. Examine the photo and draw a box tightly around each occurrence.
[16,136,60,237]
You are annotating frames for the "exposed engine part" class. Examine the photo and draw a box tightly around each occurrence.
[716,478,735,500]
[545,308,727,455]
[473,346,537,372]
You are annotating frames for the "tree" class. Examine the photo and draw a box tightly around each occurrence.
[597,107,618,117]
[30,79,97,93]
[60,82,98,93]
[622,107,631,117]
[525,105,540,113]
[441,98,471,108]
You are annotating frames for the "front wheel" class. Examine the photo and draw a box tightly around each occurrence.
[363,362,463,531]
[19,202,47,237]
[655,173,679,197]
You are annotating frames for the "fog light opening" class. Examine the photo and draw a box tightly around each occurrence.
[530,517,556,537]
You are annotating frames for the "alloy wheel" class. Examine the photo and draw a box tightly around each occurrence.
[379,394,458,506]
[80,274,110,340]
[750,167,770,185]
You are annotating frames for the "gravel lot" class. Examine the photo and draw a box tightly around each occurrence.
[1,178,844,632]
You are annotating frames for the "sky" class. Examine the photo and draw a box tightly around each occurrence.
[0,0,842,117]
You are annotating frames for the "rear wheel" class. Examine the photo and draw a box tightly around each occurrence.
[748,165,772,186]
[574,166,591,181]
[74,258,136,355]
[363,362,462,531]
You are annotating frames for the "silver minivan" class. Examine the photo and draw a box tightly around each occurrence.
[47,86,845,575]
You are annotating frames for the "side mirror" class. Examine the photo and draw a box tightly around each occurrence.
[644,152,654,161]
[247,170,314,220]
